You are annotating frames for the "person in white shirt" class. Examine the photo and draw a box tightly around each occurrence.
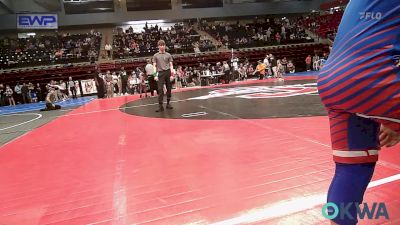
[112,72,119,95]
[68,77,77,99]
[144,58,158,96]
[59,80,68,100]
[5,85,15,106]
[105,44,112,59]
[14,83,22,104]
[263,54,272,77]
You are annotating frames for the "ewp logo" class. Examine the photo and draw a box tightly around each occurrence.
[17,14,58,29]
[322,202,389,221]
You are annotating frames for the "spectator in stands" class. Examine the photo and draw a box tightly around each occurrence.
[266,27,272,42]
[105,44,112,59]
[281,25,286,40]
[55,49,64,58]
[305,55,312,71]
[193,42,201,54]
[5,85,15,106]
[113,23,214,59]
[275,33,281,45]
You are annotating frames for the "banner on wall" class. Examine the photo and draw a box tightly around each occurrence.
[80,79,97,95]
[17,14,58,29]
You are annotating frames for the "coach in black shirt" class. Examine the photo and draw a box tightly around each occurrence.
[153,40,174,112]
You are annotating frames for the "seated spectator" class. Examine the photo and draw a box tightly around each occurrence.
[112,23,215,59]
[287,60,295,73]
[0,31,102,69]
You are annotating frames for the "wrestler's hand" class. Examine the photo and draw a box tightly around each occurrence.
[379,124,400,147]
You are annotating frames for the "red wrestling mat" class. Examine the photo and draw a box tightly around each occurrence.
[1,77,399,225]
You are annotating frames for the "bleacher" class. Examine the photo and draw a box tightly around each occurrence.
[112,23,215,59]
[302,11,343,40]
[203,19,314,49]
[0,32,102,69]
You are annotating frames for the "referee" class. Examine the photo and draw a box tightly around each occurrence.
[153,40,174,112]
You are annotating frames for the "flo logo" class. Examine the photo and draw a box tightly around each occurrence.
[359,12,383,20]
[322,202,389,221]
[189,83,318,100]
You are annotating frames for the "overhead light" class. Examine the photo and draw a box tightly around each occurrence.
[125,20,166,25]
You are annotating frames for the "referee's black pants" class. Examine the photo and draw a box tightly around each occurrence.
[157,69,172,105]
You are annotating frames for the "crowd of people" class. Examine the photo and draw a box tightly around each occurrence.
[0,13,337,106]
[199,17,313,49]
[0,48,330,107]
[89,50,308,100]
[0,13,339,70]
[112,23,216,59]
[0,78,78,107]
[301,10,344,41]
[0,30,102,69]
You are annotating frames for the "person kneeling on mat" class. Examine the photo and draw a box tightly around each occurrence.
[40,87,61,111]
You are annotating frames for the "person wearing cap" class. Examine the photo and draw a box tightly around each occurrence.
[152,40,174,112]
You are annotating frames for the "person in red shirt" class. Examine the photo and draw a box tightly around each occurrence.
[305,55,312,71]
